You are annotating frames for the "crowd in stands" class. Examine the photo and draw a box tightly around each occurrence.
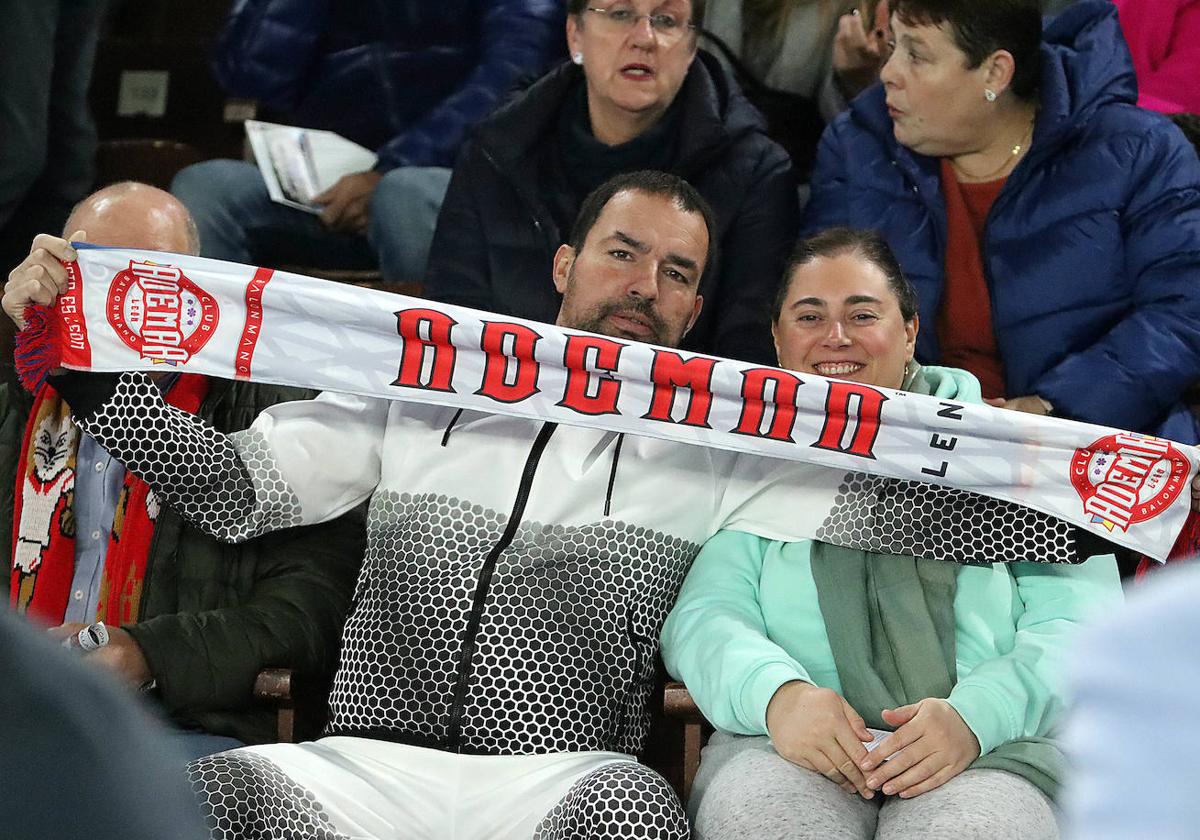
[2,0,1199,838]
[171,0,566,284]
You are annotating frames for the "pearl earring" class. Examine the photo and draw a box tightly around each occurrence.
[984,88,997,102]
[572,52,584,66]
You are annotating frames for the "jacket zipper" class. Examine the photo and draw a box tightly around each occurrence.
[611,603,650,749]
[135,519,168,624]
[445,421,558,749]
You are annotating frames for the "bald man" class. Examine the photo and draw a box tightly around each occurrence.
[1,183,364,761]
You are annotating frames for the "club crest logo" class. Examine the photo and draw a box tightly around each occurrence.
[106,260,219,364]
[1070,432,1189,532]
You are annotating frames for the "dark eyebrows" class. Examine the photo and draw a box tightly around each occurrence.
[789,296,826,310]
[607,230,649,253]
[664,252,698,273]
[603,230,699,275]
[788,294,883,310]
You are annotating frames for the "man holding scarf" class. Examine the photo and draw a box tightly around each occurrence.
[4,172,1104,839]
[1,182,364,760]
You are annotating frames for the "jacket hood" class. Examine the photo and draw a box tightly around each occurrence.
[1038,0,1138,136]
[474,49,767,176]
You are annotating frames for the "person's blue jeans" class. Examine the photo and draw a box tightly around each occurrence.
[171,159,451,284]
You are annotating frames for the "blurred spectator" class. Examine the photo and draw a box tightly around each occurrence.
[426,0,799,365]
[1114,0,1200,114]
[705,1,895,115]
[0,0,106,272]
[704,1,847,109]
[0,609,207,840]
[2,183,364,761]
[172,0,563,284]
[802,0,1200,441]
[828,1,895,108]
[1064,561,1200,840]
[699,1,881,175]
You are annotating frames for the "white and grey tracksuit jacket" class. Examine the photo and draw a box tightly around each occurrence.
[66,372,1084,757]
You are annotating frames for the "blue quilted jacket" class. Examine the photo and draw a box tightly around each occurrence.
[211,0,564,170]
[802,0,1200,442]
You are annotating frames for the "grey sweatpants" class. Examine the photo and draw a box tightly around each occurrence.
[690,731,1059,840]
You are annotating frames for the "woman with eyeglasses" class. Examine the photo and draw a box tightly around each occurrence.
[424,0,799,366]
[801,0,1200,443]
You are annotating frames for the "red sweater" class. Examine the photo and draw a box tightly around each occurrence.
[937,160,1007,399]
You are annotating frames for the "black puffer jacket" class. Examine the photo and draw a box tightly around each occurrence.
[425,52,799,365]
[1,369,364,745]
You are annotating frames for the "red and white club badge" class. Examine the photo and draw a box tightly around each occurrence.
[106,260,219,364]
[1070,432,1190,532]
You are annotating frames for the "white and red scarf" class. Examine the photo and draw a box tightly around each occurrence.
[15,244,1199,562]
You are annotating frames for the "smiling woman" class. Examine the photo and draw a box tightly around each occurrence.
[772,227,916,390]
[659,226,1125,840]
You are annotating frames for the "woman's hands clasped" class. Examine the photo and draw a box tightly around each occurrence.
[769,687,981,800]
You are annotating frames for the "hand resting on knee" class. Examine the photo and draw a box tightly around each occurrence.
[859,698,980,799]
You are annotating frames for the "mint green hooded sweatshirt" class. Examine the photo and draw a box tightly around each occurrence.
[660,367,1123,758]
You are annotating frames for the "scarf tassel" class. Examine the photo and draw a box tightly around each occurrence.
[14,304,63,394]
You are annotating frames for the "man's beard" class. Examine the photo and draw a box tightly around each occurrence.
[573,296,670,345]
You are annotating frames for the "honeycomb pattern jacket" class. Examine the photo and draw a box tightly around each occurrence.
[55,371,1083,756]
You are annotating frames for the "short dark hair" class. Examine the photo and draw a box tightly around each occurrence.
[774,228,918,323]
[892,0,1042,100]
[569,170,719,284]
[567,0,706,31]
